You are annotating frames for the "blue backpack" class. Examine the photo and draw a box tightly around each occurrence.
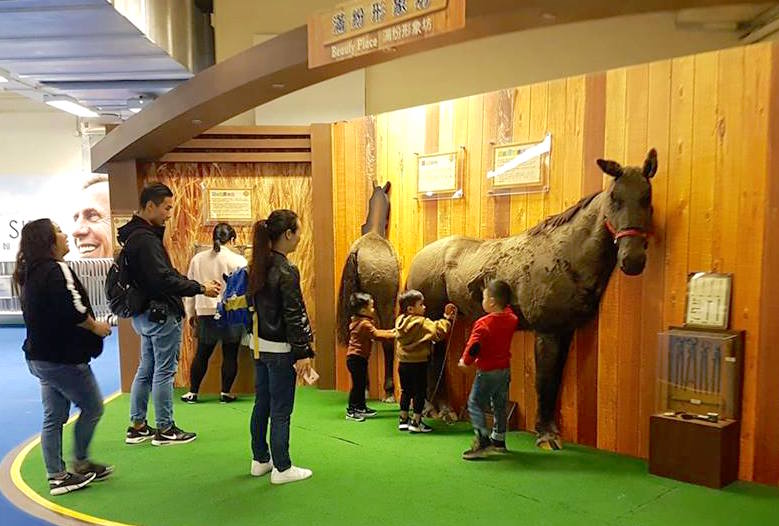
[215,267,252,329]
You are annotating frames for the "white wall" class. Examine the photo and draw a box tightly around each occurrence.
[365,12,748,114]
[212,2,752,123]
[254,70,366,126]
[0,111,90,260]
[0,112,82,175]
[213,0,338,125]
[251,33,365,126]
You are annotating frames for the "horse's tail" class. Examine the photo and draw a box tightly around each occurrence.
[336,249,360,345]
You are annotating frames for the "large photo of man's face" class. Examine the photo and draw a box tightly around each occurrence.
[72,175,112,258]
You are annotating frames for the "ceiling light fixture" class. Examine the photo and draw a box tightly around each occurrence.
[44,96,99,118]
[127,94,156,114]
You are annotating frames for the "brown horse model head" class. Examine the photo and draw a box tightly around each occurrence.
[361,181,391,237]
[597,149,657,276]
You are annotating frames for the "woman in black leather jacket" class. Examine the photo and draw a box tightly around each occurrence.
[247,209,314,485]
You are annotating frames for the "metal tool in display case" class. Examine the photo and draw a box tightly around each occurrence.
[659,327,743,421]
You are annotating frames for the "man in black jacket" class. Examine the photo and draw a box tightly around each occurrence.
[118,183,221,446]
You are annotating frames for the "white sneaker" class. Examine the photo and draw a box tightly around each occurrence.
[251,459,273,477]
[270,465,312,485]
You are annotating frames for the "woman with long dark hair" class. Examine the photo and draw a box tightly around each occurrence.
[181,222,247,403]
[248,209,314,485]
[13,219,113,496]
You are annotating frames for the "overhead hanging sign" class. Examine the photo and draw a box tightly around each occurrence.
[308,0,466,68]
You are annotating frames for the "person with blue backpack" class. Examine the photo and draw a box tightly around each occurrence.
[181,223,247,404]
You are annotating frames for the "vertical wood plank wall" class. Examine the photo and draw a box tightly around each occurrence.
[329,42,779,485]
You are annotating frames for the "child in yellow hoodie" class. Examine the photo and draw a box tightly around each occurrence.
[395,289,457,433]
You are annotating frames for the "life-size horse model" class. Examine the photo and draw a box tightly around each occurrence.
[407,150,657,449]
[337,181,401,401]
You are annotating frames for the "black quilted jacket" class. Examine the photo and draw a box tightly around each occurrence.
[252,251,314,358]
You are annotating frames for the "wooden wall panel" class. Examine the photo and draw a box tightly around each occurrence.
[615,66,648,456]
[638,60,672,459]
[733,44,771,481]
[311,124,336,388]
[523,83,549,433]
[663,56,694,329]
[508,87,532,429]
[597,67,626,452]
[754,45,779,486]
[688,52,718,273]
[331,122,349,392]
[576,72,607,448]
[480,92,500,240]
[558,76,585,444]
[327,42,779,484]
[138,162,314,390]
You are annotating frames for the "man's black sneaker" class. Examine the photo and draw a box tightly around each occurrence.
[462,436,491,460]
[72,460,114,480]
[408,420,433,433]
[151,424,197,446]
[220,393,237,404]
[180,392,198,404]
[125,423,156,444]
[346,409,366,422]
[357,407,378,417]
[489,439,509,454]
[398,418,409,431]
[48,472,96,496]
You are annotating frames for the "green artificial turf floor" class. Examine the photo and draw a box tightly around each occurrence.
[18,388,779,526]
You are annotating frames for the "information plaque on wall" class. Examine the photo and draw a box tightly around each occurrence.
[416,150,461,199]
[685,272,733,329]
[488,134,550,196]
[204,188,253,225]
[111,213,134,255]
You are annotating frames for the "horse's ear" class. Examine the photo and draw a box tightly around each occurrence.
[597,158,623,178]
[383,181,391,194]
[643,149,658,179]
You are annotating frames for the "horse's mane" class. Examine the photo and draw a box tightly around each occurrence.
[527,191,602,236]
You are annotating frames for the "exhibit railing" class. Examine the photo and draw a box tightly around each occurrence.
[0,258,115,326]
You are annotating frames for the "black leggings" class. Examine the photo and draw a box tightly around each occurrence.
[190,316,243,393]
[398,361,428,415]
[346,355,368,410]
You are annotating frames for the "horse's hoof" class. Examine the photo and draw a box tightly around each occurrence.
[382,395,396,404]
[536,439,554,451]
[535,435,563,451]
[441,412,454,424]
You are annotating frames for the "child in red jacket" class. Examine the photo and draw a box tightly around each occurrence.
[458,279,518,460]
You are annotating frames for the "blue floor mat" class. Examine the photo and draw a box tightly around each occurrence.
[0,326,120,525]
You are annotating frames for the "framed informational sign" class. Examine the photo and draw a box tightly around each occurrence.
[110,213,133,255]
[488,134,551,195]
[416,150,463,199]
[203,188,253,225]
[685,272,733,329]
